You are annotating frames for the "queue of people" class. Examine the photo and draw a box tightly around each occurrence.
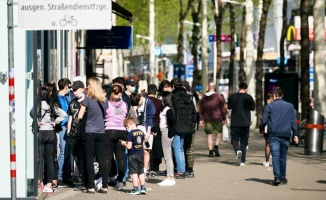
[32,77,298,195]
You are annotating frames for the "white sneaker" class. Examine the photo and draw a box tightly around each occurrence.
[263,161,269,167]
[158,179,176,186]
[236,151,242,165]
[240,163,245,166]
[42,186,53,193]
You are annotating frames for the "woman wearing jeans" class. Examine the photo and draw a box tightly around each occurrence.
[78,77,108,193]
[157,91,176,186]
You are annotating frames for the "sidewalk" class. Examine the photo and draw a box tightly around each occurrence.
[43,127,326,200]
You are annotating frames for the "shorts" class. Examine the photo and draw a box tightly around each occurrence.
[204,121,223,134]
[137,125,154,150]
[128,154,144,175]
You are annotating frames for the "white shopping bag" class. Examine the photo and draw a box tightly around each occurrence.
[222,125,229,142]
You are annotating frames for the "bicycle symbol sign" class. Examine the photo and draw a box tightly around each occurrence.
[60,15,78,26]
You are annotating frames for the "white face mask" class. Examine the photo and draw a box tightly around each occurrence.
[130,86,136,93]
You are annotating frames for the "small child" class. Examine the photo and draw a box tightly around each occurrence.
[120,117,147,195]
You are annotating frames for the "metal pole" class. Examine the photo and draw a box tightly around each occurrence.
[149,0,155,84]
[201,0,208,91]
[313,0,326,117]
[7,0,16,199]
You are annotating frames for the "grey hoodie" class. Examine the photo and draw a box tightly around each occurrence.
[38,101,67,130]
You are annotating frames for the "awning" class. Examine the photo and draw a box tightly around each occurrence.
[112,1,133,23]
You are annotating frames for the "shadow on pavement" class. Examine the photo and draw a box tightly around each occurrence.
[146,178,162,184]
[245,178,272,185]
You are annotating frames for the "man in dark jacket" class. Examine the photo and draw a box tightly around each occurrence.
[171,78,196,179]
[200,82,226,157]
[259,87,298,186]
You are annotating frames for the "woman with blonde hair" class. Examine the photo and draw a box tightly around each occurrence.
[78,77,108,194]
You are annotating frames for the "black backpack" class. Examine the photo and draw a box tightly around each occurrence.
[173,90,196,133]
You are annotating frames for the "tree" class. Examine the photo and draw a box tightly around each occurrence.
[279,0,287,71]
[238,5,246,84]
[256,0,272,128]
[300,0,310,119]
[211,0,227,85]
[190,0,202,89]
[176,0,193,79]
[229,3,236,95]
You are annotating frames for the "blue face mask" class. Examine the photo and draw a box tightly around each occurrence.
[127,129,132,132]
[130,86,136,93]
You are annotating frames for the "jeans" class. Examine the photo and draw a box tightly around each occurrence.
[57,126,71,180]
[172,132,185,173]
[269,137,289,179]
[122,148,129,182]
[230,126,249,163]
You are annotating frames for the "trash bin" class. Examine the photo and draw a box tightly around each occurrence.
[304,109,325,155]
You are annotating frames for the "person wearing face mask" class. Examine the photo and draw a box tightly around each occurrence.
[56,78,74,186]
[65,80,88,190]
[125,79,137,96]
[104,85,129,191]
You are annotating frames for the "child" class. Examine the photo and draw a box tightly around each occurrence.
[120,117,147,195]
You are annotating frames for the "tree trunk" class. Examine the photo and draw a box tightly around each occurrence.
[229,3,236,95]
[177,0,192,79]
[191,0,202,90]
[239,6,246,84]
[256,0,272,128]
[211,0,227,85]
[279,0,287,71]
[300,0,310,119]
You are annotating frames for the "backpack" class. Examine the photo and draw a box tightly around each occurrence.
[173,90,196,133]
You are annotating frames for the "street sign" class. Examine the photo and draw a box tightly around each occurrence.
[86,26,133,49]
[155,47,162,57]
[208,34,231,42]
[18,0,112,30]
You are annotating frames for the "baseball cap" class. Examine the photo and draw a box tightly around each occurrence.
[182,80,191,92]
[126,79,137,86]
[71,81,85,91]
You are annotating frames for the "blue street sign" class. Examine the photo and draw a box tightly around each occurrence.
[155,47,162,57]
[86,26,133,49]
[208,35,215,43]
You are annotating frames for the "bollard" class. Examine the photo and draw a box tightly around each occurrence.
[304,109,325,155]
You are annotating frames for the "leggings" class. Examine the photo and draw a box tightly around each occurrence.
[105,129,127,182]
[38,130,54,184]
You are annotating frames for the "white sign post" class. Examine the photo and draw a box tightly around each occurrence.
[18,0,112,30]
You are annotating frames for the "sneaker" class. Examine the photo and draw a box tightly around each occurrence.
[213,146,220,157]
[122,181,126,187]
[263,161,269,167]
[240,163,245,166]
[149,171,158,177]
[236,151,242,165]
[128,189,140,195]
[280,178,288,185]
[272,177,281,186]
[52,184,59,192]
[185,171,194,178]
[175,172,185,179]
[115,182,124,191]
[158,179,176,186]
[42,186,53,193]
[208,151,214,157]
[140,187,147,195]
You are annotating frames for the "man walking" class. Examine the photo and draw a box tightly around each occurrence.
[259,87,298,186]
[227,82,255,166]
[199,82,226,157]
